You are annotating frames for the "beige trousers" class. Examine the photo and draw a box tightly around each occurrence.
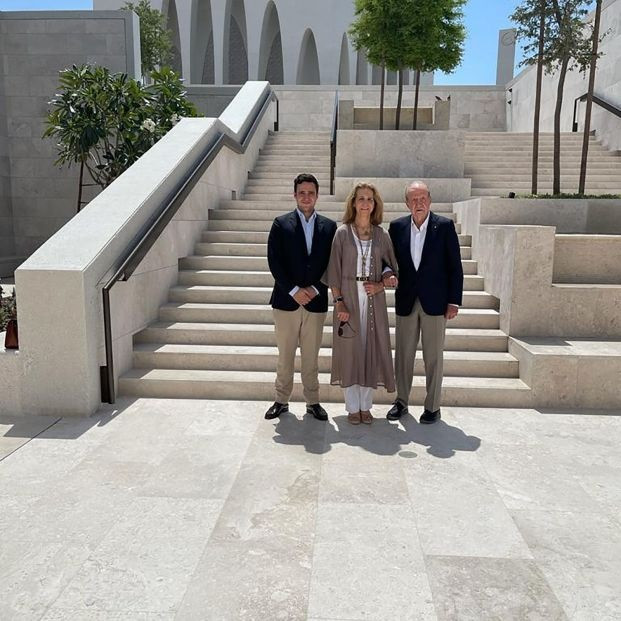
[395,300,447,412]
[273,307,326,405]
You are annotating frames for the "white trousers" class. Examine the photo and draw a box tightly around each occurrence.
[343,282,374,413]
[344,385,374,413]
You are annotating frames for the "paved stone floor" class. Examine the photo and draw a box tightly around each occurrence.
[1,399,620,621]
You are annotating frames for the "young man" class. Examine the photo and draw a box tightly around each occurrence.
[387,181,463,424]
[265,173,337,421]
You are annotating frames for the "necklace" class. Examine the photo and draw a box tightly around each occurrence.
[352,224,372,277]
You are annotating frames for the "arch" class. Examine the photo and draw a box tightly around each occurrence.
[296,29,320,85]
[337,33,350,85]
[258,1,284,84]
[224,0,248,84]
[356,49,368,85]
[191,0,214,83]
[163,0,182,75]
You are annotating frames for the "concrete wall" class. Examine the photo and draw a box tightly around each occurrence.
[553,234,621,284]
[453,197,621,337]
[336,130,464,178]
[0,10,141,275]
[1,82,275,417]
[273,86,507,131]
[186,84,240,117]
[508,0,621,149]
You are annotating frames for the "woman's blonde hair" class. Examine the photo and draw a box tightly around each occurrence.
[342,182,384,226]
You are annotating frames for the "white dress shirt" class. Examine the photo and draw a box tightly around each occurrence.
[410,214,429,271]
[290,208,319,298]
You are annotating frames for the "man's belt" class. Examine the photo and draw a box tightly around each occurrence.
[355,276,371,281]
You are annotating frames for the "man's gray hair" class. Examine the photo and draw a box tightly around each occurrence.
[405,180,431,201]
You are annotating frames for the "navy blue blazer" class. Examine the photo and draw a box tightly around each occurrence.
[388,212,463,316]
[267,210,337,313]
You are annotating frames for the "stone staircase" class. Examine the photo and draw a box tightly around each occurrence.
[465,132,621,196]
[119,130,533,407]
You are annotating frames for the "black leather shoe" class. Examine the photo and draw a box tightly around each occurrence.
[386,400,409,420]
[265,402,288,420]
[420,409,441,424]
[306,403,328,421]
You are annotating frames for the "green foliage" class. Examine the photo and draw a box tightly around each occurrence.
[0,285,17,332]
[43,65,198,191]
[512,0,597,75]
[122,0,172,76]
[349,0,465,74]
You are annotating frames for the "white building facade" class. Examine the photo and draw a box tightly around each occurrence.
[93,0,434,86]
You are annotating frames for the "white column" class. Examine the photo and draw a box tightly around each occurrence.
[210,0,227,84]
[176,0,192,82]
[244,1,266,80]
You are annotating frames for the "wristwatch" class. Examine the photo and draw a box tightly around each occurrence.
[333,296,344,304]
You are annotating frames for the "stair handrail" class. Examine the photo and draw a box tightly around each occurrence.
[100,88,279,404]
[330,90,339,195]
[572,92,621,132]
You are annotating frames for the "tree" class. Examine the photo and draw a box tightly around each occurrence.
[512,0,550,194]
[122,0,172,78]
[350,0,465,132]
[350,0,398,130]
[43,65,198,211]
[579,0,604,194]
[403,0,466,130]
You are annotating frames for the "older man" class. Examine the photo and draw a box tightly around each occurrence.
[386,181,463,423]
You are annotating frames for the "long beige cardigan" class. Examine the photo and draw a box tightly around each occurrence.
[327,224,398,391]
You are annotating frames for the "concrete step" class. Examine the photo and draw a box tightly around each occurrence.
[205,219,462,234]
[249,171,331,180]
[243,193,343,202]
[132,343,519,378]
[465,162,621,172]
[470,188,621,196]
[260,147,331,154]
[193,242,472,259]
[216,200,454,212]
[200,230,473,246]
[168,285,492,307]
[134,322,509,351]
[178,270,483,289]
[207,209,458,223]
[178,254,477,275]
[253,166,332,174]
[118,369,533,407]
[257,155,330,162]
[158,303,498,329]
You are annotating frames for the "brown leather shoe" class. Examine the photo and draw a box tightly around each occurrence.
[360,410,373,424]
[347,411,361,425]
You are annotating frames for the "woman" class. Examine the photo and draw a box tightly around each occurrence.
[327,182,398,425]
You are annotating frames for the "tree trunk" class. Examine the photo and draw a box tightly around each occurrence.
[395,69,404,130]
[77,158,85,213]
[380,64,385,130]
[412,69,421,130]
[553,56,570,195]
[579,0,603,195]
[531,2,546,195]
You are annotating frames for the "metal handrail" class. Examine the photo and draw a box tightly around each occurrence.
[100,89,278,403]
[572,92,621,132]
[330,90,339,195]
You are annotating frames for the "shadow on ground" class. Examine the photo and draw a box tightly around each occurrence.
[272,411,481,459]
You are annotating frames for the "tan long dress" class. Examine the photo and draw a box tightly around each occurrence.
[327,224,398,391]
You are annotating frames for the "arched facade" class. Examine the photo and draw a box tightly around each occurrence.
[93,0,438,86]
[296,29,320,85]
[224,0,248,84]
[191,0,214,83]
[163,0,183,75]
[258,1,284,84]
[337,33,349,85]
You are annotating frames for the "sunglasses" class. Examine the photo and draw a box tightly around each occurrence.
[338,320,356,338]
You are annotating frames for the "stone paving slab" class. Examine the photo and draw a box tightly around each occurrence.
[0,398,620,620]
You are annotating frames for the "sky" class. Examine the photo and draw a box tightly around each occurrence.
[0,0,598,85]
